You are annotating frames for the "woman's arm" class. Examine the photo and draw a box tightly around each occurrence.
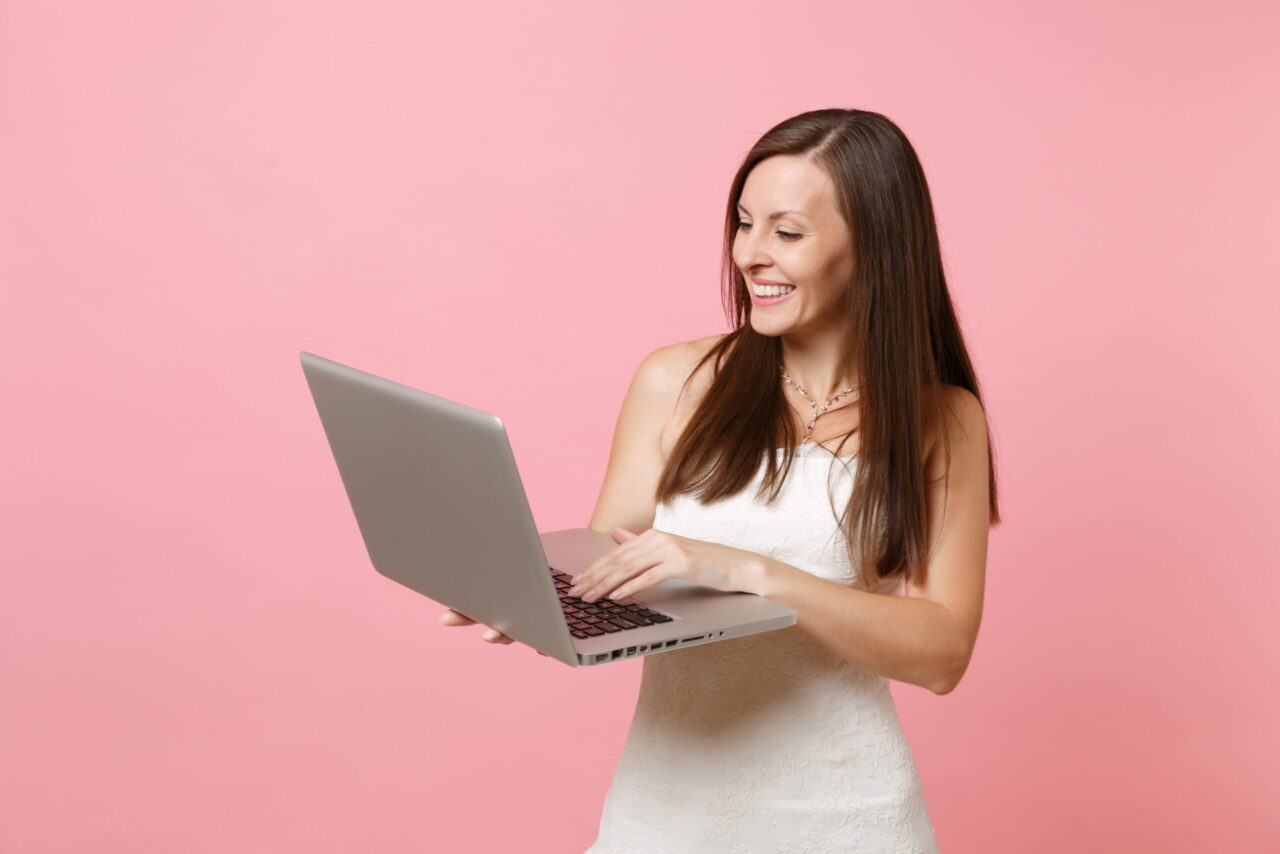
[587,347,675,537]
[588,335,723,536]
[747,562,967,694]
[745,387,990,695]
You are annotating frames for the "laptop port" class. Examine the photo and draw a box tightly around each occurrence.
[626,646,636,655]
[680,635,705,643]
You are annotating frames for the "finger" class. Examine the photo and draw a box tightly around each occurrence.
[610,526,641,543]
[574,529,658,589]
[575,538,666,600]
[609,567,667,602]
[482,628,513,644]
[439,609,477,626]
[583,547,667,601]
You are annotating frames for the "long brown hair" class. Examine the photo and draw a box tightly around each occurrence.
[655,108,1001,590]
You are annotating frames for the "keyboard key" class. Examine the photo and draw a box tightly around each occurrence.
[553,563,675,634]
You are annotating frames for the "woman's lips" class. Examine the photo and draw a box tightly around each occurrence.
[750,287,795,307]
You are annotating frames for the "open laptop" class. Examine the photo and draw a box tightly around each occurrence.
[300,351,797,667]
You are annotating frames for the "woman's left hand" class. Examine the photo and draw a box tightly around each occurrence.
[567,526,762,603]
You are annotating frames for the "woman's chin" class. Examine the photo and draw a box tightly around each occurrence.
[749,313,795,336]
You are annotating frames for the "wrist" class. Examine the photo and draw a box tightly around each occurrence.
[742,554,777,598]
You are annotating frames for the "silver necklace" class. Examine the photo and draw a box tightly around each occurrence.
[780,364,859,447]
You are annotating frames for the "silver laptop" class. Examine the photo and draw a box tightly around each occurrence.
[300,351,797,667]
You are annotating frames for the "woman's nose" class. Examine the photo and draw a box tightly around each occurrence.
[736,236,771,270]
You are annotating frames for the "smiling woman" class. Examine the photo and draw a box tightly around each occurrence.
[582,108,1000,853]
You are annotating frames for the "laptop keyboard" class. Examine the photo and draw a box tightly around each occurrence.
[550,567,674,639]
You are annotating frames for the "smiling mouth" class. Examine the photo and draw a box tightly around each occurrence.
[751,283,796,297]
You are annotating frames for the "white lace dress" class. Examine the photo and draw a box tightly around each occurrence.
[585,443,940,853]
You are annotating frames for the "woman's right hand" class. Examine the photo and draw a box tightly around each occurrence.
[438,609,547,655]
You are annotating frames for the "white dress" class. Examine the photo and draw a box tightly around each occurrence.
[585,443,940,853]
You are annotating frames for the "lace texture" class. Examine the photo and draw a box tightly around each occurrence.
[585,444,939,853]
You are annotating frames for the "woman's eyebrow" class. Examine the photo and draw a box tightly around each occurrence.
[736,202,808,221]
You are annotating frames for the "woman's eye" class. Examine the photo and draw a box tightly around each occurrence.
[736,222,801,240]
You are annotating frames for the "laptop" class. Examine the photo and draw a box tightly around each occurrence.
[300,351,797,667]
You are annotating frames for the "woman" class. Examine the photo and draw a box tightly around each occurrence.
[444,107,999,852]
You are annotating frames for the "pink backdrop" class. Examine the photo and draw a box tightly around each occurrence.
[2,2,1277,851]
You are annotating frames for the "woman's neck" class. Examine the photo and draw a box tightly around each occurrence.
[779,337,858,403]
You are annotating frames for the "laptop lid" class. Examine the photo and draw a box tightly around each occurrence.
[300,351,580,666]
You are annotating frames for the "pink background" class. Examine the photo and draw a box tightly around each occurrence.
[2,2,1277,851]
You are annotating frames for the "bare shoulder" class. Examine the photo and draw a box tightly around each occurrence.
[587,332,729,535]
[646,332,726,389]
[652,333,731,459]
[925,384,989,476]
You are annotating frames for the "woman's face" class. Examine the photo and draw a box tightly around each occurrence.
[732,155,855,338]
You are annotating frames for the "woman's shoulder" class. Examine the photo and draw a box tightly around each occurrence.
[924,383,986,468]
[652,332,729,371]
[649,332,730,400]
[650,333,732,459]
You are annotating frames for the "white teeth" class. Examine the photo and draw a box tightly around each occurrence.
[752,283,795,297]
